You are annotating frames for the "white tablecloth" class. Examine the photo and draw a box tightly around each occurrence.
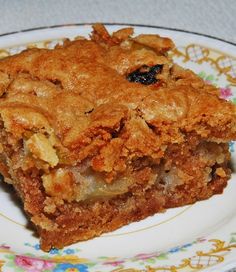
[0,0,235,43]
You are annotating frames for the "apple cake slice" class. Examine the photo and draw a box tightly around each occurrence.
[0,24,235,251]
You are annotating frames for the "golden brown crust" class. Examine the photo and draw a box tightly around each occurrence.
[0,25,235,251]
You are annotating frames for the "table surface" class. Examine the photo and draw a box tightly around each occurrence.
[0,0,235,44]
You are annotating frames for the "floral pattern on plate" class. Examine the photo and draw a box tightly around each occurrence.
[1,234,236,271]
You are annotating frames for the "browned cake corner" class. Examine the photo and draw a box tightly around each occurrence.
[0,24,235,251]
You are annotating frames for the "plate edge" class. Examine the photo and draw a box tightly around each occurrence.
[0,22,235,46]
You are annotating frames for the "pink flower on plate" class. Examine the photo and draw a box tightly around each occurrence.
[15,255,54,272]
[220,87,233,99]
[103,260,125,267]
[134,252,158,261]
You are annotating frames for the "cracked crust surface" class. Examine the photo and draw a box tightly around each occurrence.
[0,24,235,251]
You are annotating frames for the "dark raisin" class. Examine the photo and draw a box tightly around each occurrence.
[126,64,163,85]
[84,108,94,114]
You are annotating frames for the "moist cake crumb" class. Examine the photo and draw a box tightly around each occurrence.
[0,24,235,251]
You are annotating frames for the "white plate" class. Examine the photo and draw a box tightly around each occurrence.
[0,24,236,272]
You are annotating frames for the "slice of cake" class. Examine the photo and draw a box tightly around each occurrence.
[0,24,235,251]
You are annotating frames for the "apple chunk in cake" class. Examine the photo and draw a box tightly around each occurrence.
[0,24,235,251]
